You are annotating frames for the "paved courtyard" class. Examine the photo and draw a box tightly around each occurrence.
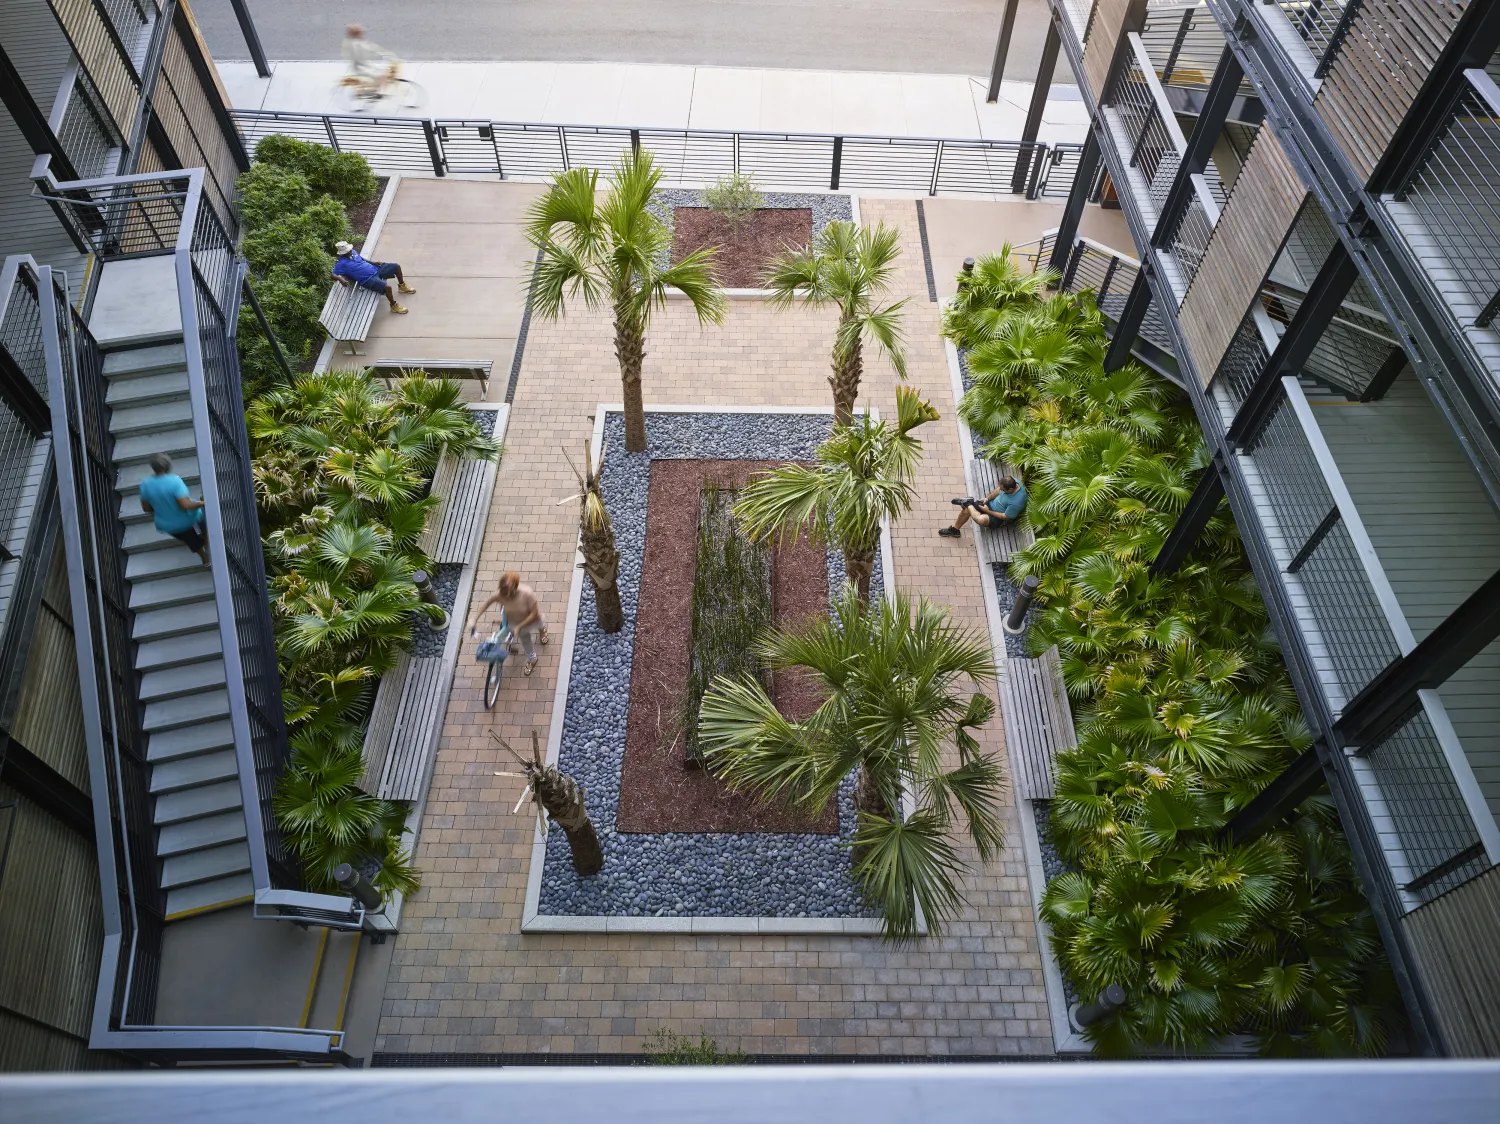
[367,178,1060,1058]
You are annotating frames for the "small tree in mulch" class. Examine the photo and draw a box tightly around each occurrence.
[494,731,604,876]
[763,220,909,425]
[562,441,625,634]
[703,172,765,232]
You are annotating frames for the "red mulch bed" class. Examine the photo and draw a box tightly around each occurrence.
[615,458,835,834]
[671,207,812,289]
[349,176,390,246]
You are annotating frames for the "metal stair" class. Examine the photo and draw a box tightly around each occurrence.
[103,339,254,918]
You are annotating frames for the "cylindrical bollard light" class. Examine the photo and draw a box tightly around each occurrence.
[1004,574,1039,634]
[334,862,382,912]
[962,256,976,275]
[412,569,448,631]
[1071,983,1127,1029]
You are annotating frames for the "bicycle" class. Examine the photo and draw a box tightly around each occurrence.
[473,611,518,710]
[336,62,425,113]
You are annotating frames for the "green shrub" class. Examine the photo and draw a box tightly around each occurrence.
[703,171,764,231]
[243,198,350,290]
[237,163,313,232]
[944,266,1400,1058]
[254,134,379,207]
[645,1028,747,1065]
[237,267,323,398]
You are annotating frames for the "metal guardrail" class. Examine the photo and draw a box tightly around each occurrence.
[1389,68,1500,332]
[230,109,1086,200]
[1268,0,1363,77]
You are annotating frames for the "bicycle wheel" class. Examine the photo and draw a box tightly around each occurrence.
[392,79,425,110]
[334,78,374,113]
[484,659,503,709]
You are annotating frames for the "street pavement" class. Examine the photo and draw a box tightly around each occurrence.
[192,0,1056,78]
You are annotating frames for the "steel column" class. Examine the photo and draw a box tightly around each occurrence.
[988,0,1022,103]
[1152,47,1242,247]
[1012,19,1061,194]
[1334,568,1500,751]
[1223,745,1327,842]
[1148,458,1224,576]
[1048,127,1102,273]
[1226,244,1358,449]
[1103,265,1153,373]
[228,0,272,79]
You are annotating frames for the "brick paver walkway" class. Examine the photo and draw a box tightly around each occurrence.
[373,185,1054,1057]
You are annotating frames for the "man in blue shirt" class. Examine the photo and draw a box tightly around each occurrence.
[138,452,209,564]
[939,474,1027,538]
[332,239,416,313]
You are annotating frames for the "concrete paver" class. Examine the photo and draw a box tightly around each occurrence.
[367,178,1064,1057]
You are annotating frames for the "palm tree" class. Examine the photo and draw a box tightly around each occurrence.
[763,220,909,424]
[525,148,726,453]
[562,440,624,633]
[698,587,1006,942]
[734,385,938,601]
[941,244,1057,350]
[494,732,603,876]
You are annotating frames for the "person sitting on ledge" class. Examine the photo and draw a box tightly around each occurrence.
[332,239,416,313]
[938,474,1026,538]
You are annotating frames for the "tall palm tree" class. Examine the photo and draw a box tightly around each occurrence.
[562,440,624,633]
[525,148,727,452]
[763,220,909,425]
[734,385,938,601]
[698,587,1005,941]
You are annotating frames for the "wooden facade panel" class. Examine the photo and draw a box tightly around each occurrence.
[46,0,143,142]
[154,18,240,230]
[1402,863,1500,1056]
[9,547,90,794]
[1179,128,1307,385]
[1082,0,1144,100]
[1312,0,1469,182]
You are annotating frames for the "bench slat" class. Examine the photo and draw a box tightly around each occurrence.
[968,458,1033,564]
[319,285,381,346]
[358,651,411,793]
[378,656,449,802]
[417,452,458,559]
[437,458,489,563]
[1000,645,1074,800]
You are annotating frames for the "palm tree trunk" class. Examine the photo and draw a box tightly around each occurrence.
[829,325,863,425]
[615,306,648,453]
[535,764,604,876]
[851,761,892,865]
[846,541,876,603]
[581,519,625,633]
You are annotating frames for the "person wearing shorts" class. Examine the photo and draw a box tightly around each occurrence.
[138,452,210,565]
[332,240,416,313]
[467,571,549,676]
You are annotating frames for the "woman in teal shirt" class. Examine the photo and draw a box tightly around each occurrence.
[138,452,209,564]
[939,475,1026,538]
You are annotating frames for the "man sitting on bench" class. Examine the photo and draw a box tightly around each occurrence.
[332,239,416,313]
[939,474,1026,538]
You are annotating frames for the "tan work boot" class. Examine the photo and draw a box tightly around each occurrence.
[398,283,417,294]
[390,303,409,314]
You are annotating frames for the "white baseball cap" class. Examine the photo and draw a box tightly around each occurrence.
[334,240,355,255]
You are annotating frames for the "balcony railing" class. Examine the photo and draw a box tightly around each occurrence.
[1384,69,1500,349]
[1142,2,1235,89]
[1267,0,1362,77]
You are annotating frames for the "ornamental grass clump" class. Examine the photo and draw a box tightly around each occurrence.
[251,369,498,898]
[944,252,1399,1057]
[703,172,765,232]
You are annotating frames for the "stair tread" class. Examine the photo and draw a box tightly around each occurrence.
[165,872,255,920]
[160,841,252,889]
[136,630,223,672]
[129,570,216,612]
[133,599,218,641]
[153,779,242,825]
[126,546,208,584]
[105,370,189,406]
[108,397,193,436]
[102,343,186,378]
[148,718,236,764]
[111,427,197,465]
[150,748,239,794]
[157,809,247,855]
[139,658,227,702]
[143,689,230,732]
[116,455,200,495]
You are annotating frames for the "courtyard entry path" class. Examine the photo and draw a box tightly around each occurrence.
[364,177,1058,1058]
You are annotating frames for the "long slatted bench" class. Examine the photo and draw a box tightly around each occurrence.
[371,360,492,398]
[1000,645,1076,800]
[319,283,382,356]
[969,456,1034,565]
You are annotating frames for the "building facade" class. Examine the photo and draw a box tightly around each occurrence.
[1015,0,1500,1056]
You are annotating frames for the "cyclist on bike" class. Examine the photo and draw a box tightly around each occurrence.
[341,24,396,100]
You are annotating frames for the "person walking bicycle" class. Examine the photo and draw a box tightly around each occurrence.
[468,571,549,677]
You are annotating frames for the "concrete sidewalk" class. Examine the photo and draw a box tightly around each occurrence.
[220,60,1089,144]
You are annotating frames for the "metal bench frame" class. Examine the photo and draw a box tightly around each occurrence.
[370,360,492,398]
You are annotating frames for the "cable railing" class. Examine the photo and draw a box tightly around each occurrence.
[1385,69,1500,345]
[1142,2,1229,89]
[1266,0,1362,77]
[231,109,1086,200]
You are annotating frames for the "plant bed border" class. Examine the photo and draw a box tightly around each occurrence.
[522,404,915,936]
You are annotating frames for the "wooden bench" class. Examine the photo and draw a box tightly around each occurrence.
[1000,645,1076,800]
[357,653,449,801]
[969,457,1035,565]
[370,360,492,398]
[319,283,382,356]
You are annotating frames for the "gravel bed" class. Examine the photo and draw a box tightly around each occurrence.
[468,405,499,439]
[648,189,852,271]
[990,563,1032,659]
[1031,799,1081,1009]
[408,562,463,658]
[539,410,881,918]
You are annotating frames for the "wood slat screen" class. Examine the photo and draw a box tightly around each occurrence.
[1178,128,1307,385]
[152,16,239,230]
[1312,0,1470,183]
[1082,0,1148,101]
[1402,863,1500,1056]
[46,0,142,143]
